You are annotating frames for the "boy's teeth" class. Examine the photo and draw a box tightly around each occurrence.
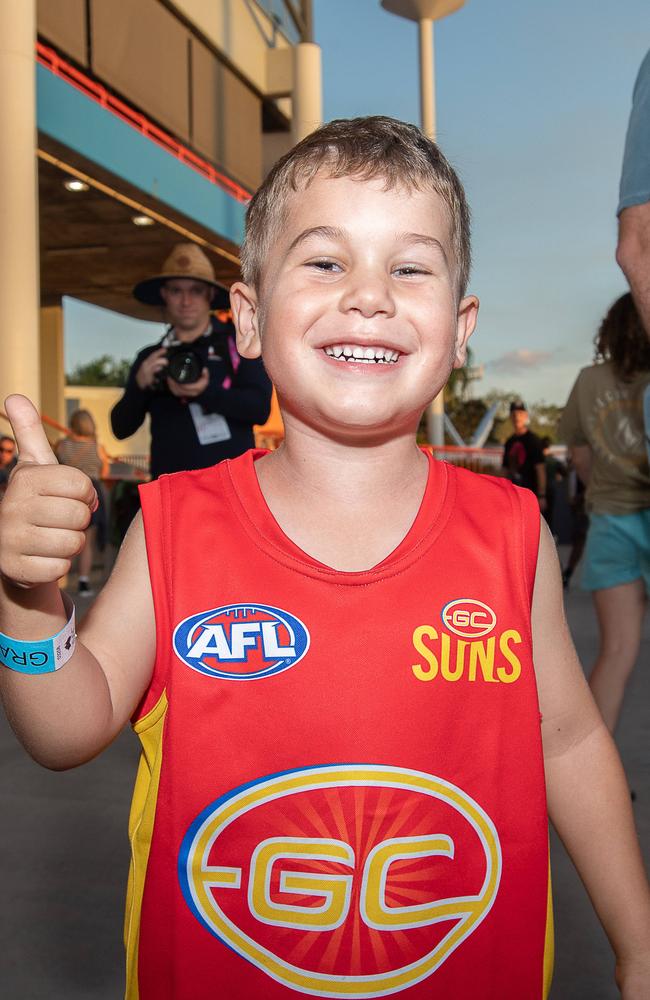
[323,344,399,364]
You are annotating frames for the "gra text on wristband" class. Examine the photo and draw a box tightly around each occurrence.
[0,593,76,674]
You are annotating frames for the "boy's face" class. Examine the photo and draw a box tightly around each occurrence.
[232,173,478,442]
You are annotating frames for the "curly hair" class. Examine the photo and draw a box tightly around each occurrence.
[594,292,650,380]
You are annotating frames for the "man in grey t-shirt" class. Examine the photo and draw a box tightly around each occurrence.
[617,50,650,337]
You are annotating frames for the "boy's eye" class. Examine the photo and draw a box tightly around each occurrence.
[306,259,342,273]
[393,264,430,277]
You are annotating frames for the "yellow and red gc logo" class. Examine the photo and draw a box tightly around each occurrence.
[441,599,497,639]
[179,765,501,996]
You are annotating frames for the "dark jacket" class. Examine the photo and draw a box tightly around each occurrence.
[110,320,272,479]
[502,430,544,494]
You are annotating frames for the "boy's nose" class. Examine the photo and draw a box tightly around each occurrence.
[339,272,396,318]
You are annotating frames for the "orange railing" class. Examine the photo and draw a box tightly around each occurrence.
[254,433,504,472]
[0,409,149,479]
[36,42,252,206]
[424,444,503,474]
[1,409,509,476]
[0,407,68,440]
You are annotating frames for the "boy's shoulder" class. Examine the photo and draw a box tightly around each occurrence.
[442,464,540,583]
[445,461,527,500]
[443,460,539,528]
[141,450,259,496]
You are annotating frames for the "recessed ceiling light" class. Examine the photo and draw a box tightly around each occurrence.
[63,178,89,192]
[132,214,155,227]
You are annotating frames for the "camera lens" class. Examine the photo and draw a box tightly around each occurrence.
[167,349,202,384]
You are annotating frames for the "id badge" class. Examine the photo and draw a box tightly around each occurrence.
[189,403,232,445]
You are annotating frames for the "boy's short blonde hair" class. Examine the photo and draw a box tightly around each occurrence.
[241,116,471,297]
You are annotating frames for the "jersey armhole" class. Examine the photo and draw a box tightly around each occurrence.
[508,484,542,717]
[511,484,542,610]
[509,486,541,641]
[133,477,174,723]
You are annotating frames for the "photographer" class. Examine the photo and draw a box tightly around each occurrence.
[111,244,272,478]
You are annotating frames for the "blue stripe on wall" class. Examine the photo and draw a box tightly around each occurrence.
[37,65,246,246]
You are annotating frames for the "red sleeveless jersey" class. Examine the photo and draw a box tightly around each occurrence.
[129,450,552,999]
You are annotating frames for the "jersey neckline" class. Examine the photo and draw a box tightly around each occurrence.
[223,449,455,585]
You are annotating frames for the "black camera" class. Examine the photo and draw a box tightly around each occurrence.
[166,345,203,384]
[153,344,204,391]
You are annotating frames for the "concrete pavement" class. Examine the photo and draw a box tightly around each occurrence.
[0,555,647,998]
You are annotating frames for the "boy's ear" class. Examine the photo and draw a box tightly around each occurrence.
[452,294,479,369]
[230,282,262,359]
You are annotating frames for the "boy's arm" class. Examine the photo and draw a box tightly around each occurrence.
[532,521,650,994]
[0,396,155,769]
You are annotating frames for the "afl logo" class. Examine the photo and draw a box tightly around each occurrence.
[441,599,497,638]
[173,603,310,680]
[179,764,501,996]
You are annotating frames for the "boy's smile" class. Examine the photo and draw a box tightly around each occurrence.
[322,344,400,364]
[232,173,478,443]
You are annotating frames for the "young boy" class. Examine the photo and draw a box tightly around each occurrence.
[0,117,648,999]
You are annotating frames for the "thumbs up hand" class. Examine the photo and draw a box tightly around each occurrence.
[0,395,98,588]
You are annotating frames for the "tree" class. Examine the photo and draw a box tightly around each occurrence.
[444,345,475,404]
[441,347,491,443]
[66,355,132,387]
[484,391,564,445]
[435,379,566,447]
[446,397,489,443]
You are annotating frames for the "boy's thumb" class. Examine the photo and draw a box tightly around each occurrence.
[4,395,58,466]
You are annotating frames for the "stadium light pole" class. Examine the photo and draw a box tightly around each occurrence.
[380,0,466,447]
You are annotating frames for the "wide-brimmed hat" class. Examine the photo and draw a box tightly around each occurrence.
[133,243,230,309]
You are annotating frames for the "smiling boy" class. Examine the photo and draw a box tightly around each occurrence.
[0,117,649,999]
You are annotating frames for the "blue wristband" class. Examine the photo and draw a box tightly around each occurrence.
[0,594,76,674]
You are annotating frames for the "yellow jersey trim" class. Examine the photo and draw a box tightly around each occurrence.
[124,691,169,1000]
[542,851,555,998]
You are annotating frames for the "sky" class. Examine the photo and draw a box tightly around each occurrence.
[65,0,650,406]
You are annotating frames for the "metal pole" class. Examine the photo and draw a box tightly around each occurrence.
[301,0,314,43]
[419,18,435,138]
[419,18,445,447]
[0,0,41,407]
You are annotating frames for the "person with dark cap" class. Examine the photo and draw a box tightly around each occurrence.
[501,400,547,512]
[110,243,272,479]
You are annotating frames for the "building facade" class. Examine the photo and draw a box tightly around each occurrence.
[0,1,319,445]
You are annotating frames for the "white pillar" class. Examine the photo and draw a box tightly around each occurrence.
[0,0,40,407]
[40,305,65,434]
[419,19,444,447]
[291,42,323,144]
